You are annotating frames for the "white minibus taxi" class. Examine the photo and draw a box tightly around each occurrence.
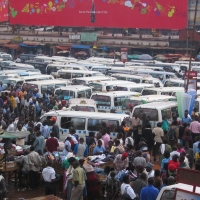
[141,87,184,96]
[41,111,130,140]
[57,69,105,79]
[22,79,70,96]
[54,85,92,100]
[132,102,178,128]
[111,74,163,87]
[88,80,133,92]
[113,83,154,93]
[2,75,54,88]
[46,64,88,75]
[68,99,97,112]
[91,91,140,113]
[71,76,117,85]
[122,95,176,114]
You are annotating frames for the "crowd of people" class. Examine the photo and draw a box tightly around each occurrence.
[0,85,200,200]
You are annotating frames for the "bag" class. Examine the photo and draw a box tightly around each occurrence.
[168,126,177,141]
[122,186,132,200]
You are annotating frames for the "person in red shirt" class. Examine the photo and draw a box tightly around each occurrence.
[46,132,59,153]
[169,154,180,169]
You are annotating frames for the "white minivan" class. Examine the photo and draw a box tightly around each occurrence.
[91,91,140,113]
[132,102,178,128]
[54,85,92,100]
[41,111,130,140]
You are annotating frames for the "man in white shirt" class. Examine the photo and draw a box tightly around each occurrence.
[42,160,57,196]
[170,146,180,160]
[7,119,15,132]
[121,174,137,199]
[125,131,134,147]
[146,162,155,178]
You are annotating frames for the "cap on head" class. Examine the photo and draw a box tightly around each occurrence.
[146,162,154,169]
[50,116,57,122]
[122,152,128,158]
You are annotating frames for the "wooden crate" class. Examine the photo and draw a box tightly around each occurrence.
[3,161,18,172]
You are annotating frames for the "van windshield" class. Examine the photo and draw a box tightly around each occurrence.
[55,90,75,100]
[71,106,95,112]
[142,89,157,95]
[23,83,38,92]
[133,108,158,121]
[123,99,143,110]
[91,95,111,106]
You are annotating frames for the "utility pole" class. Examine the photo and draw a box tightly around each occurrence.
[186,0,199,92]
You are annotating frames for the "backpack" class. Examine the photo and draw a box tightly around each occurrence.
[122,186,132,200]
[168,126,177,141]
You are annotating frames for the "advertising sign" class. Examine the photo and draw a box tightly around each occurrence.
[184,71,197,91]
[0,0,8,22]
[81,33,97,42]
[10,0,187,29]
[121,48,128,63]
[69,34,81,40]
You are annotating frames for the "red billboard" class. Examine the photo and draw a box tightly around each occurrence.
[0,0,8,22]
[10,0,187,29]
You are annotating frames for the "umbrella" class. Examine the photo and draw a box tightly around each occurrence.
[10,131,30,139]
[0,132,18,139]
[138,54,153,60]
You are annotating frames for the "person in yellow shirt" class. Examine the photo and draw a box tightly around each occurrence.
[10,93,16,109]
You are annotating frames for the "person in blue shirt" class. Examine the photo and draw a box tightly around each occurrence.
[93,140,106,155]
[181,110,192,125]
[161,150,170,173]
[41,120,50,139]
[73,137,88,158]
[0,81,5,92]
[62,137,72,156]
[140,177,159,200]
[193,136,200,157]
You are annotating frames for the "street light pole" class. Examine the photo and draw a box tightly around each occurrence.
[186,0,199,92]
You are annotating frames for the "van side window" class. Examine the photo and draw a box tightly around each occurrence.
[127,78,140,83]
[171,107,178,116]
[142,90,157,95]
[40,116,55,126]
[61,117,85,130]
[72,73,84,78]
[89,83,102,92]
[116,76,126,80]
[161,109,171,120]
[114,96,126,106]
[88,119,118,132]
[59,72,71,79]
[77,91,86,98]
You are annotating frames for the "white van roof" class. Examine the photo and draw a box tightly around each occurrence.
[128,95,176,101]
[91,91,140,97]
[25,79,69,85]
[44,110,129,120]
[69,99,96,105]
[142,87,184,92]
[156,183,200,200]
[54,85,91,91]
[57,69,104,75]
[73,76,116,81]
[133,101,177,109]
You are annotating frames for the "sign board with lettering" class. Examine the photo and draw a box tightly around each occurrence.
[81,33,97,42]
[10,0,187,29]
[69,34,81,40]
[13,36,23,43]
[175,188,200,200]
[184,71,197,91]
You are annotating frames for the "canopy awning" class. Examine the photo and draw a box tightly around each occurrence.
[2,43,19,50]
[71,45,91,49]
[55,46,70,51]
[19,44,37,48]
[23,41,45,46]
[0,40,12,45]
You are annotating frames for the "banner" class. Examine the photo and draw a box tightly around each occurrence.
[9,0,187,29]
[0,0,8,22]
[81,33,97,42]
